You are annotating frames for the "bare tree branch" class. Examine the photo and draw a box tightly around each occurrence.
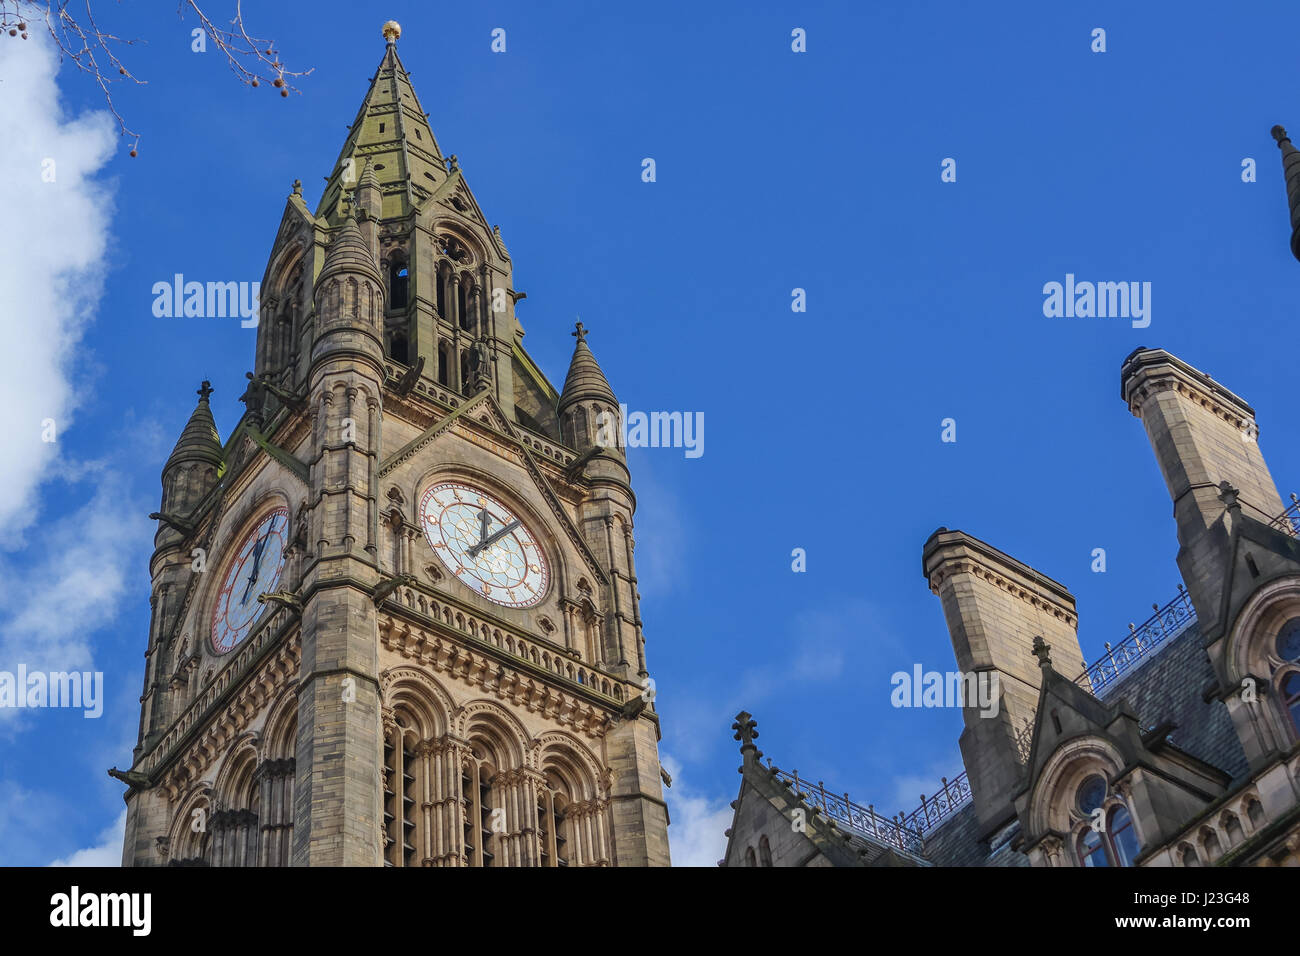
[0,0,311,155]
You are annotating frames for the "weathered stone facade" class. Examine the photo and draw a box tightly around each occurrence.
[116,24,670,867]
[723,347,1300,868]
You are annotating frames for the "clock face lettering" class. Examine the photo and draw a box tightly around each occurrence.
[420,482,549,608]
[210,506,290,654]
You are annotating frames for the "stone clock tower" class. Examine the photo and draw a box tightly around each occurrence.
[114,22,671,867]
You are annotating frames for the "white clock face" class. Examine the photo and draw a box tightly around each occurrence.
[211,506,290,654]
[419,481,549,608]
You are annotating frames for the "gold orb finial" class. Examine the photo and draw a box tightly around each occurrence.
[382,20,401,42]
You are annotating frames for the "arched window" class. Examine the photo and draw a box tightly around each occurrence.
[759,835,773,867]
[744,847,757,867]
[383,723,419,867]
[437,344,450,387]
[1180,844,1200,867]
[1078,828,1109,867]
[461,752,498,867]
[1282,671,1300,734]
[388,257,409,310]
[1109,805,1139,867]
[537,775,571,868]
[1201,828,1222,863]
[1223,812,1244,847]
[458,277,473,332]
[573,406,590,446]
[1072,776,1139,867]
[436,268,448,319]
[1247,800,1265,830]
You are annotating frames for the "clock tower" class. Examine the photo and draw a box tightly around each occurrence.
[115,22,671,867]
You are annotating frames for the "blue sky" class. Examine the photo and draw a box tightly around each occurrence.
[4,0,1300,866]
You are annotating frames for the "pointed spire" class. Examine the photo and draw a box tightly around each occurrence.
[558,321,617,411]
[316,25,445,223]
[318,214,382,285]
[1272,125,1300,261]
[166,381,223,471]
[358,156,380,193]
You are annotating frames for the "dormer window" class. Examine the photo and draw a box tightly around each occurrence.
[1072,776,1139,867]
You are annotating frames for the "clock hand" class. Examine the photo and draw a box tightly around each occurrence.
[241,518,276,604]
[467,519,519,559]
[477,508,491,548]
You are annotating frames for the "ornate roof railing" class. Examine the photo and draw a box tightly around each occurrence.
[784,494,1300,859]
[1269,492,1300,537]
[1075,584,1197,697]
[772,766,973,855]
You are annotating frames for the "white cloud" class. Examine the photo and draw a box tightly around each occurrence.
[49,810,125,867]
[0,24,117,541]
[0,462,151,677]
[662,754,733,867]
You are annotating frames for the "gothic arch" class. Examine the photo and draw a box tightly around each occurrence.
[433,222,488,267]
[265,240,307,300]
[1224,575,1300,682]
[262,687,299,761]
[381,666,456,740]
[457,699,531,769]
[1025,735,1126,840]
[532,731,604,800]
[167,782,214,864]
[213,736,259,808]
[1223,576,1300,748]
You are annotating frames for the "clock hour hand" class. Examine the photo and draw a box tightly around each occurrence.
[467,519,519,559]
[477,509,491,548]
[241,520,275,604]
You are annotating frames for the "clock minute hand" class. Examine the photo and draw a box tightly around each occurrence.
[468,520,519,559]
[241,524,274,603]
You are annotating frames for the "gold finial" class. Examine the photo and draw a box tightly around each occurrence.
[382,20,401,42]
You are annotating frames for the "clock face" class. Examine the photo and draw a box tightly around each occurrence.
[210,506,290,654]
[419,481,549,608]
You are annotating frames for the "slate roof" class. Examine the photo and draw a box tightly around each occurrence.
[1102,621,1250,782]
[917,619,1248,865]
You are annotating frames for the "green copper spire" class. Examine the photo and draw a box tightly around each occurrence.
[316,26,447,224]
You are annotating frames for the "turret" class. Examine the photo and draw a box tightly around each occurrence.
[1121,347,1285,626]
[158,380,223,528]
[922,528,1087,839]
[558,322,623,466]
[295,206,388,866]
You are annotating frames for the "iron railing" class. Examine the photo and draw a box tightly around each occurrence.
[772,767,973,854]
[1269,492,1300,537]
[1076,584,1197,696]
[802,492,1300,856]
